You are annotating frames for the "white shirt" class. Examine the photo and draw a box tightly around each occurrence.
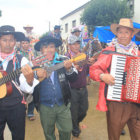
[0,56,39,94]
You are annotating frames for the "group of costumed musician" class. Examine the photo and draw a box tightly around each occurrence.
[90,18,140,140]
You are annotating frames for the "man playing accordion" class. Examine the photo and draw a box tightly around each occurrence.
[90,18,140,140]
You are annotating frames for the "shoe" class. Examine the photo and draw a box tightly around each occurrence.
[121,129,125,135]
[72,129,81,137]
[29,116,35,121]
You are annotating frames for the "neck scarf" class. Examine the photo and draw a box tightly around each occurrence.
[46,52,62,66]
[0,49,17,70]
[53,52,63,64]
[0,50,15,60]
[109,38,138,56]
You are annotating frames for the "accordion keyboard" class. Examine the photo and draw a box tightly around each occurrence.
[107,55,126,101]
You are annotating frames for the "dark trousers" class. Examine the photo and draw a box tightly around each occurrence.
[0,103,26,140]
[107,101,140,140]
[70,87,88,136]
[27,101,35,117]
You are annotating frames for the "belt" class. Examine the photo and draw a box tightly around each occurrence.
[72,87,86,90]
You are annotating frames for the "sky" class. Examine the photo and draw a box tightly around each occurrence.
[0,0,89,35]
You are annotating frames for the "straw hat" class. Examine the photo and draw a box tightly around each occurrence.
[110,18,140,36]
[23,25,33,30]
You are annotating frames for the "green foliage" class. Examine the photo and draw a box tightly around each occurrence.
[0,10,2,17]
[81,0,133,28]
[39,31,50,39]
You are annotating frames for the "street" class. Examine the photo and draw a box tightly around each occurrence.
[4,81,130,140]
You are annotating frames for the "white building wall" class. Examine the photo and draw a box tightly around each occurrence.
[132,0,140,23]
[61,0,140,40]
[61,9,84,40]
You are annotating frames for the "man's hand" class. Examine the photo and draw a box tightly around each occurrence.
[100,73,115,85]
[64,60,72,71]
[88,57,96,65]
[36,68,47,81]
[21,64,34,86]
[74,64,80,71]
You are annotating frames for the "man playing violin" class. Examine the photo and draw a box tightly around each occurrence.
[0,25,46,140]
[66,35,95,140]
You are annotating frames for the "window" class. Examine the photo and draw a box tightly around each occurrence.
[72,20,76,27]
[65,23,68,33]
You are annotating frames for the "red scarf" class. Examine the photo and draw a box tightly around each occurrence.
[0,50,15,60]
[0,50,16,70]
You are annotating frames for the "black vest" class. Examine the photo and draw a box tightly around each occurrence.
[0,54,23,110]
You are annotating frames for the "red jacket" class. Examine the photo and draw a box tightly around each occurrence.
[89,46,115,111]
[89,45,140,112]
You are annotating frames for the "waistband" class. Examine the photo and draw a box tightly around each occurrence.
[71,86,86,90]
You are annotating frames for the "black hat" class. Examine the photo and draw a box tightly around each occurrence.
[54,25,61,30]
[34,35,62,51]
[21,37,30,42]
[0,25,25,41]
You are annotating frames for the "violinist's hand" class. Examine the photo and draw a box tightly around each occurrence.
[21,64,34,86]
[74,64,80,71]
[100,73,115,85]
[88,57,96,65]
[64,60,72,71]
[36,69,47,81]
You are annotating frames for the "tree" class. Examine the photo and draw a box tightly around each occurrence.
[0,10,2,17]
[81,0,133,32]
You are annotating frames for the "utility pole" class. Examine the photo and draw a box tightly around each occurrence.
[49,21,50,32]
[0,10,2,17]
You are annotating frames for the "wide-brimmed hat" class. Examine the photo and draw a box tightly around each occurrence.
[71,28,81,33]
[110,18,140,36]
[23,25,33,30]
[68,35,81,45]
[34,35,62,51]
[0,25,25,41]
[21,37,30,42]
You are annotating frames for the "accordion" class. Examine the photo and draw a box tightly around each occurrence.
[107,54,140,103]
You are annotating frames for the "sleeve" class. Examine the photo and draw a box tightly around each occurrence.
[65,65,78,82]
[89,51,112,82]
[19,57,39,94]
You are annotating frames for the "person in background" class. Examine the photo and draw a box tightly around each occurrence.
[19,37,36,121]
[48,25,63,54]
[66,35,95,140]
[0,25,46,140]
[19,37,34,61]
[23,25,35,41]
[90,18,140,140]
[33,35,78,140]
[23,25,39,50]
[48,25,62,41]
